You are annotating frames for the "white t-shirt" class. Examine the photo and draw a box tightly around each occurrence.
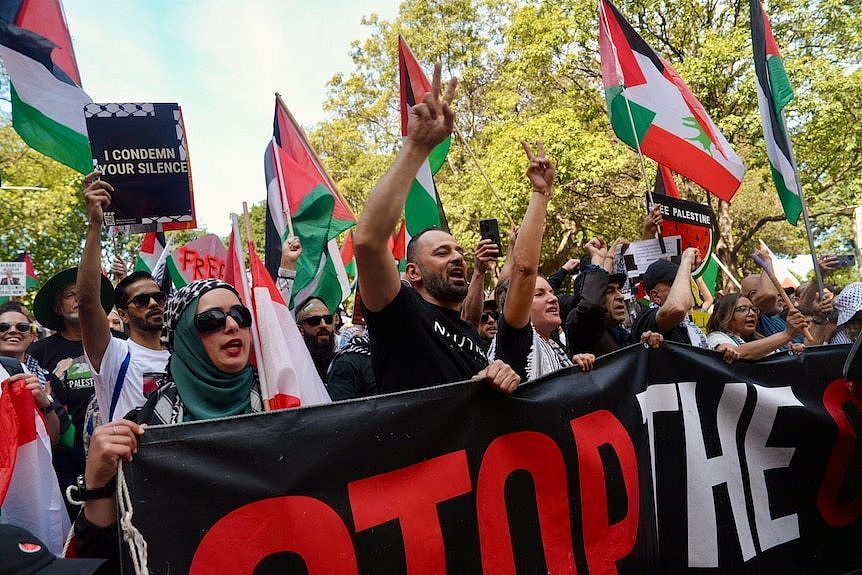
[706,331,743,350]
[88,337,170,421]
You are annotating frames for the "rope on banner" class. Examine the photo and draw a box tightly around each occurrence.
[117,462,149,574]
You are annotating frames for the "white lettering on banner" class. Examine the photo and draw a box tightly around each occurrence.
[432,320,483,355]
[680,381,756,566]
[636,382,803,568]
[744,386,802,551]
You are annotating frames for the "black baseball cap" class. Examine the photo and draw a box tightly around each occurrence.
[642,259,679,292]
[0,524,106,574]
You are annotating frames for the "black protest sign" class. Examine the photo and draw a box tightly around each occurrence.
[122,344,860,574]
[84,103,196,230]
[648,192,715,276]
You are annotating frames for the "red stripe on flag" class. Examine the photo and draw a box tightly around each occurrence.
[660,59,730,162]
[15,0,82,86]
[760,4,783,58]
[599,0,646,88]
[398,35,434,135]
[341,229,355,267]
[641,125,741,202]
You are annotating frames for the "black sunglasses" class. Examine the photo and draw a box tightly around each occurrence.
[0,322,32,333]
[194,305,253,333]
[481,311,498,322]
[300,314,334,327]
[127,291,167,308]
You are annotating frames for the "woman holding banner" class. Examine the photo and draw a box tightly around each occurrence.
[706,293,807,362]
[71,279,259,564]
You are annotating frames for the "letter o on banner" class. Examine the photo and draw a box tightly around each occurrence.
[189,496,358,574]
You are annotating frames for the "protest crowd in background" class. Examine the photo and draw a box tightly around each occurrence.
[1,0,861,573]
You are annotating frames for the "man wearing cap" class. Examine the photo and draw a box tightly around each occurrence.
[631,247,709,347]
[29,266,115,518]
[78,174,170,425]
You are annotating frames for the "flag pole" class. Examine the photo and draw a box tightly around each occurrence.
[270,137,295,238]
[599,0,665,253]
[240,203,271,412]
[451,122,516,229]
[783,116,824,298]
[710,253,741,289]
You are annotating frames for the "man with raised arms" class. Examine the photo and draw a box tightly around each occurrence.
[353,64,520,394]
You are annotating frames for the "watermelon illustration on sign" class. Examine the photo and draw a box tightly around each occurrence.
[649,194,715,276]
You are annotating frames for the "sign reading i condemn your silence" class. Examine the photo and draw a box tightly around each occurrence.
[84,102,196,231]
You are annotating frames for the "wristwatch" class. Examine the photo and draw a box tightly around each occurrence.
[66,474,116,504]
[40,394,54,414]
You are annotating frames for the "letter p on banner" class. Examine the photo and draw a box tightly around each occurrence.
[571,410,640,575]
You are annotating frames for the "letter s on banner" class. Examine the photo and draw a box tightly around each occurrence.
[817,379,862,527]
[189,496,357,574]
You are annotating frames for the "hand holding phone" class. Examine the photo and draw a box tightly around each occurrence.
[479,218,502,254]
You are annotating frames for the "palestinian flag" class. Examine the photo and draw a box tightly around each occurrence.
[750,0,801,224]
[0,0,92,173]
[14,251,38,290]
[264,96,354,312]
[341,229,356,280]
[599,0,745,202]
[398,35,450,238]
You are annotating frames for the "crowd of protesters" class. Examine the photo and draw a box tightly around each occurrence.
[2,65,861,571]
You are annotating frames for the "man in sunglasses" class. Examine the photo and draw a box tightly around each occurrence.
[77,173,171,426]
[353,65,520,394]
[295,297,337,383]
[477,300,498,353]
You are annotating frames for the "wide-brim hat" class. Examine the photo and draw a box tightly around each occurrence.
[33,267,114,331]
[0,524,106,574]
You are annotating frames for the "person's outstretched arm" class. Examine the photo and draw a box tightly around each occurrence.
[78,172,113,372]
[655,247,700,332]
[501,141,554,330]
[354,64,457,312]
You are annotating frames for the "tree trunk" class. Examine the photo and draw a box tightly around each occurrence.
[715,199,740,293]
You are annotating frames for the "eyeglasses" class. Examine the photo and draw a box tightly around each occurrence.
[127,291,167,308]
[480,312,498,322]
[734,305,760,315]
[194,305,253,333]
[300,314,334,327]
[0,322,32,333]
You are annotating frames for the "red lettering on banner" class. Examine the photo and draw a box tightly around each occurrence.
[476,431,578,574]
[817,378,862,527]
[189,496,357,573]
[571,410,639,575]
[348,450,471,575]
[176,247,226,281]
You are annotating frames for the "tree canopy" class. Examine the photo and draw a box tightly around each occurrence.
[309,0,862,290]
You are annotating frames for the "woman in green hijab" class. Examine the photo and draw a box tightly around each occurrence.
[73,280,261,560]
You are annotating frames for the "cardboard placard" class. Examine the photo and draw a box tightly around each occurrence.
[0,261,25,296]
[84,102,196,230]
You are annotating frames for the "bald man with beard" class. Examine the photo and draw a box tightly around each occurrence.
[295,297,337,382]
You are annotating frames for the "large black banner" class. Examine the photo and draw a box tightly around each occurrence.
[122,344,861,574]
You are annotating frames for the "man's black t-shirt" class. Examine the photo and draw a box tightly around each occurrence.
[28,334,94,449]
[363,284,489,393]
[630,306,691,345]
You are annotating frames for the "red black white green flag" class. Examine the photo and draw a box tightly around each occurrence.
[599,0,745,202]
[398,35,450,239]
[264,97,355,311]
[0,0,92,173]
[750,0,802,224]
